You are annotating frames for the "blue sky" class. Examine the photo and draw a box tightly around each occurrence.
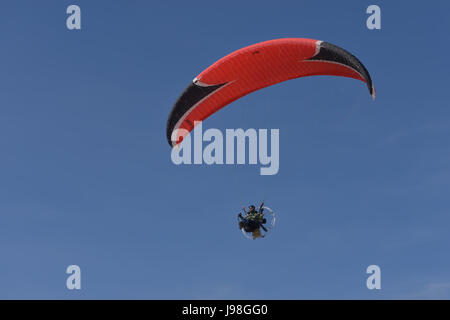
[0,1,449,299]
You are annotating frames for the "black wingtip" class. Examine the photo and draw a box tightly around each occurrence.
[309,41,375,99]
[166,81,227,147]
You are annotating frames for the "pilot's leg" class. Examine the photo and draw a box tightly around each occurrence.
[252,228,262,239]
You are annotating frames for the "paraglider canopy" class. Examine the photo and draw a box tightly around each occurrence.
[167,38,375,147]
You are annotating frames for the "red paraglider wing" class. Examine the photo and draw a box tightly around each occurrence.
[167,38,374,147]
